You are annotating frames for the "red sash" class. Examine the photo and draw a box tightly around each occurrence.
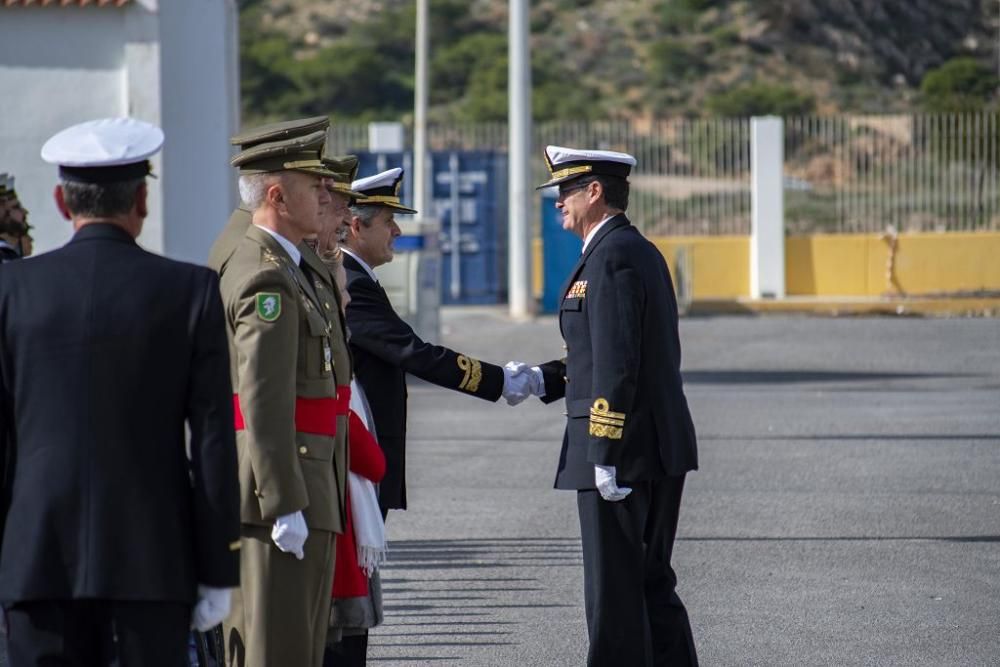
[233,386,350,436]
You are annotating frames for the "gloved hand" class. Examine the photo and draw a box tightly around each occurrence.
[271,511,308,559]
[595,464,632,502]
[191,585,232,632]
[502,361,533,406]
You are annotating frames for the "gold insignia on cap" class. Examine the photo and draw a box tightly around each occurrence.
[551,165,593,180]
[567,280,588,299]
[589,398,624,440]
[229,540,242,551]
[457,354,483,393]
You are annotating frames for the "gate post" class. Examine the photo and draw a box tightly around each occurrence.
[750,116,786,299]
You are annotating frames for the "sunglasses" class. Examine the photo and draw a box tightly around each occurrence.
[557,181,591,200]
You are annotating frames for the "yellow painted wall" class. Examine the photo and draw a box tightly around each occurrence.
[875,232,1000,296]
[534,231,1000,300]
[786,235,870,296]
[788,231,1000,297]
[651,236,750,299]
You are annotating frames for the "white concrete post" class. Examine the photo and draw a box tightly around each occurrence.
[123,2,164,254]
[413,0,430,217]
[157,0,240,263]
[750,116,785,299]
[508,0,534,317]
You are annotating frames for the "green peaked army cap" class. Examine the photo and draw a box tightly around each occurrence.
[322,149,365,199]
[230,130,337,178]
[230,115,330,149]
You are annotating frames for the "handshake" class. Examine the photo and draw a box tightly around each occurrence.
[501,361,546,406]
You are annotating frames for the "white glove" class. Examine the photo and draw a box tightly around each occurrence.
[526,365,545,398]
[502,361,533,405]
[271,511,308,559]
[191,585,232,632]
[595,464,632,502]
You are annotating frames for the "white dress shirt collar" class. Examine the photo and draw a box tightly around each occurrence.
[253,225,301,266]
[340,247,378,283]
[582,214,617,253]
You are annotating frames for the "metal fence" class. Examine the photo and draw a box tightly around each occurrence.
[786,113,1000,234]
[326,112,1000,236]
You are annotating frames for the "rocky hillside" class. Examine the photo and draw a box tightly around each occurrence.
[238,0,999,123]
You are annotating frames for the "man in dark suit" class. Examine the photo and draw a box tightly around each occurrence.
[525,146,699,666]
[339,168,533,516]
[0,118,240,666]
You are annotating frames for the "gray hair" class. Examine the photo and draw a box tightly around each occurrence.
[238,173,283,211]
[348,205,383,228]
[60,179,144,218]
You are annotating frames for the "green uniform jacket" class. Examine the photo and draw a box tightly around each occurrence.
[208,207,253,276]
[219,224,349,534]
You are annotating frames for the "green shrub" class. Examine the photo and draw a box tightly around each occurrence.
[920,57,997,113]
[706,82,816,117]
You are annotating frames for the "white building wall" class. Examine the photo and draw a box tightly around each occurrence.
[0,7,138,252]
[0,2,239,263]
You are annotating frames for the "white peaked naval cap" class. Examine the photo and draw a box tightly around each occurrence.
[537,145,637,189]
[41,118,164,183]
[351,167,418,214]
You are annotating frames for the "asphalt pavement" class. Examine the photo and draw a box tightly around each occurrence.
[368,310,1000,667]
[1,311,995,666]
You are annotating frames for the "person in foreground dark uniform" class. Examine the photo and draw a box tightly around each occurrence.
[0,175,33,263]
[522,145,700,667]
[339,167,534,516]
[0,118,240,666]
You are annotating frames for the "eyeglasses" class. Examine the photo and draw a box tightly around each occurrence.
[556,182,591,200]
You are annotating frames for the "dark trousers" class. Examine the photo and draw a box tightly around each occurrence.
[323,632,368,667]
[577,474,698,667]
[4,599,190,667]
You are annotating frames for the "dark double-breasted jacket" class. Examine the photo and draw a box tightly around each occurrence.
[342,253,504,511]
[539,214,698,489]
[0,223,240,603]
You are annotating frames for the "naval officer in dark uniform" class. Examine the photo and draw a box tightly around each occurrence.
[0,118,240,665]
[339,168,533,516]
[525,145,699,667]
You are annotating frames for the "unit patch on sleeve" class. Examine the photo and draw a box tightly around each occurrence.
[256,292,282,322]
[567,280,588,299]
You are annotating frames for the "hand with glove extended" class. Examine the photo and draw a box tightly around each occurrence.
[271,511,308,559]
[502,361,546,406]
[595,464,632,502]
[191,585,232,632]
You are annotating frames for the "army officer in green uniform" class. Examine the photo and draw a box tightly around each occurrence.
[220,130,348,667]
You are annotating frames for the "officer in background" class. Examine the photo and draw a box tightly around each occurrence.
[0,118,240,665]
[340,167,533,517]
[220,130,347,667]
[526,146,700,666]
[0,175,33,263]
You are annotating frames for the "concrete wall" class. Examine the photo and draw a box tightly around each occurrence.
[0,1,238,263]
[786,231,1000,297]
[0,7,142,251]
[534,231,1000,301]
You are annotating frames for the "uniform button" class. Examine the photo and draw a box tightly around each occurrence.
[324,302,331,310]
[562,411,568,416]
[254,489,262,497]
[563,376,569,383]
[299,446,308,454]
[562,344,568,350]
